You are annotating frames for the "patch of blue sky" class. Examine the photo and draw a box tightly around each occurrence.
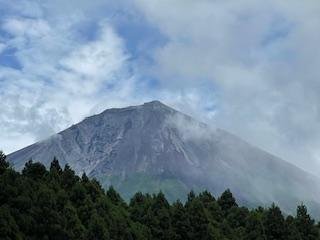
[269,48,295,62]
[144,76,160,89]
[197,79,219,103]
[0,47,22,70]
[71,20,100,43]
[259,17,296,62]
[110,11,168,60]
[0,0,43,18]
[261,17,294,47]
[0,1,14,17]
[0,27,12,41]
[100,10,168,92]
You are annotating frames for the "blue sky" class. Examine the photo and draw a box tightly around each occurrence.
[1,0,320,175]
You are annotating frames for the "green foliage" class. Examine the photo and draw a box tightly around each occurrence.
[171,200,190,240]
[186,197,211,239]
[263,204,286,240]
[50,157,62,174]
[22,160,47,179]
[0,154,319,240]
[100,173,190,202]
[295,204,319,240]
[217,189,238,213]
[0,151,9,174]
[106,186,124,205]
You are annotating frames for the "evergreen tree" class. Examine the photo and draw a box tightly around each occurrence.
[245,210,266,240]
[129,192,152,224]
[149,192,172,240]
[217,189,238,213]
[0,205,21,240]
[263,204,286,240]
[187,190,196,203]
[63,203,85,239]
[50,157,62,174]
[295,204,319,240]
[106,186,124,205]
[187,198,210,240]
[81,172,89,183]
[87,212,110,240]
[0,151,9,174]
[1,157,319,240]
[22,160,47,179]
[226,206,249,229]
[286,215,300,240]
[171,200,190,240]
[61,164,78,189]
[198,190,216,208]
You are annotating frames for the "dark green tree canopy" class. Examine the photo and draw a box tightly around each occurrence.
[0,156,319,240]
[50,157,62,173]
[22,160,47,179]
[217,189,238,212]
[0,151,9,174]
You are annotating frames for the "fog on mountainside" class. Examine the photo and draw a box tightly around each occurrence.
[7,101,320,217]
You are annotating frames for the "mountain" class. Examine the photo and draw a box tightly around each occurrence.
[7,100,320,215]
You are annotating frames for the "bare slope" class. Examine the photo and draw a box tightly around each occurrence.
[8,101,320,215]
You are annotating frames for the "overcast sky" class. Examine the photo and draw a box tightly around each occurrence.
[1,0,320,175]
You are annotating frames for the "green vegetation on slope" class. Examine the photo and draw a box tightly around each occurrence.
[96,173,194,202]
[0,151,319,240]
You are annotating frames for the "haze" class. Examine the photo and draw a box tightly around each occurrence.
[1,0,320,176]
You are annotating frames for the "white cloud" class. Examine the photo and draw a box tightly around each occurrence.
[0,5,141,153]
[132,0,320,175]
[166,113,215,142]
[2,18,50,37]
[2,0,320,177]
[0,42,6,54]
[59,23,128,94]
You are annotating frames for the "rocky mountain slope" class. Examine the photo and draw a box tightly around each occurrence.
[8,101,320,215]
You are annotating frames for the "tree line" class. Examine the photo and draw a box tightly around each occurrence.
[0,151,319,239]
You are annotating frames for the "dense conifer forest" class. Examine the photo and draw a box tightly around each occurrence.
[0,151,319,240]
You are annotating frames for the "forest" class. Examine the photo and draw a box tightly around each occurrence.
[0,151,319,240]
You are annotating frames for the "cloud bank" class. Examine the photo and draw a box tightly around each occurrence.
[0,1,141,153]
[131,0,320,175]
[1,0,320,176]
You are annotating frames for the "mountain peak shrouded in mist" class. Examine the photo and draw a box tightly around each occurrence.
[7,101,320,216]
[107,100,171,111]
[143,100,168,107]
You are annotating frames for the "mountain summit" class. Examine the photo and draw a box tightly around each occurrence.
[8,101,320,215]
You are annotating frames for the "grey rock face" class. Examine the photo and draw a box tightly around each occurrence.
[8,100,320,214]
